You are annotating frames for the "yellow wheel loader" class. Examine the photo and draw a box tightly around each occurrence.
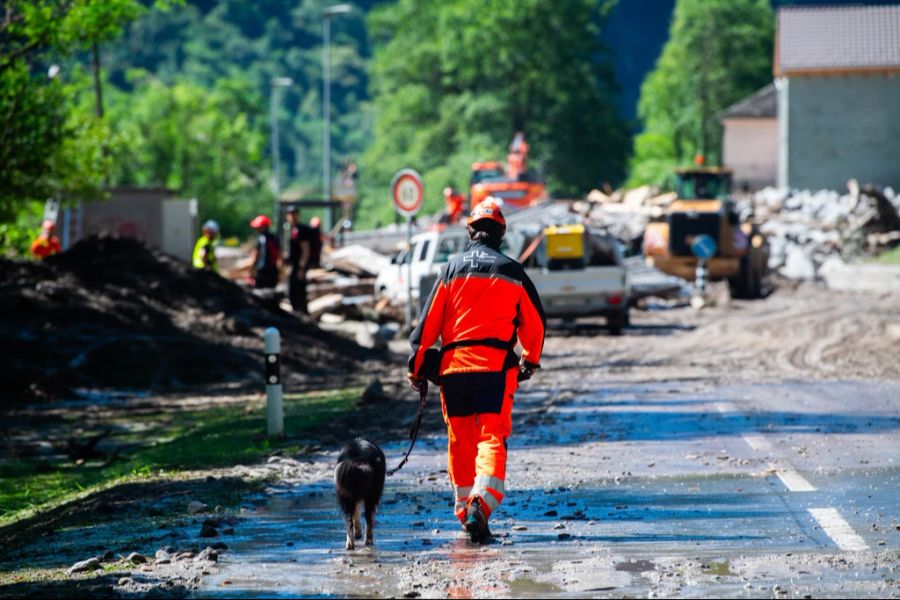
[643,168,768,299]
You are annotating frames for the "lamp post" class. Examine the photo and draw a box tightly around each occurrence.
[270,76,293,224]
[322,3,352,233]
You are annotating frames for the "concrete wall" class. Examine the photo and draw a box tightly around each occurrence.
[81,188,168,248]
[77,188,197,262]
[721,117,778,190]
[781,73,900,191]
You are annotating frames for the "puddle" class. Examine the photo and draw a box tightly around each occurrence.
[507,577,563,595]
[701,561,735,576]
[614,559,656,573]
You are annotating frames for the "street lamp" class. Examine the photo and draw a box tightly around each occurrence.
[322,3,352,233]
[270,76,293,223]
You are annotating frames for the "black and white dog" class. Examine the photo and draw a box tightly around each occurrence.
[334,438,385,550]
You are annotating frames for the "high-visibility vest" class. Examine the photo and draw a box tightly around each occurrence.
[192,236,218,271]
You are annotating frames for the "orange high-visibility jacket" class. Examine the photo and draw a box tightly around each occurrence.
[409,240,546,377]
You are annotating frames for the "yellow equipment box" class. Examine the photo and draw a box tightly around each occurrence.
[545,224,585,260]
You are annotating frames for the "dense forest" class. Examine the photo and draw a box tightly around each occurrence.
[0,0,884,242]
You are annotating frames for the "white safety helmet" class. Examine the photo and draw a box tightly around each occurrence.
[202,220,220,234]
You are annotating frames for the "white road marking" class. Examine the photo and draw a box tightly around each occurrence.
[775,468,816,492]
[808,508,870,551]
[742,433,774,453]
[716,402,814,490]
[717,401,868,552]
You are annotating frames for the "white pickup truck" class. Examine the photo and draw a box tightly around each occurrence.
[375,225,631,333]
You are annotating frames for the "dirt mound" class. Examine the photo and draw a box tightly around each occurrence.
[0,235,380,402]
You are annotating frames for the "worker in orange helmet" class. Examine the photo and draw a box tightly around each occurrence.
[442,186,465,224]
[407,197,546,544]
[247,214,281,289]
[30,220,62,259]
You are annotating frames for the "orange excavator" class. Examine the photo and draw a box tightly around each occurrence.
[469,132,547,211]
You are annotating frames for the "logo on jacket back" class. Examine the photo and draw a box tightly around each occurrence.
[462,250,496,267]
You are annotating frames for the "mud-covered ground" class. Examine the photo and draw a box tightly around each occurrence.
[3,283,899,598]
[0,235,382,403]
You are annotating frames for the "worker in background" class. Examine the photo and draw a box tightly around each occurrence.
[507,131,528,180]
[442,187,465,224]
[248,214,281,289]
[192,220,220,272]
[407,198,546,544]
[285,207,312,313]
[30,220,61,259]
[308,216,323,268]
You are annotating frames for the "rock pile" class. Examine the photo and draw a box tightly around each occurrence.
[751,181,900,280]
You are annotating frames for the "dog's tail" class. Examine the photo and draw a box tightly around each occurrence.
[335,459,374,499]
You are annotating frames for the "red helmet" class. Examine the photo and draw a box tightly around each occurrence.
[467,198,506,228]
[249,214,271,229]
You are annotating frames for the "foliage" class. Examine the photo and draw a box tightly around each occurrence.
[624,132,678,189]
[104,0,373,195]
[631,0,773,186]
[357,0,628,227]
[0,201,44,258]
[872,245,900,265]
[0,1,169,220]
[105,73,270,236]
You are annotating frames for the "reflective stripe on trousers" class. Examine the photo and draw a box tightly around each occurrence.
[453,485,473,521]
[472,473,505,513]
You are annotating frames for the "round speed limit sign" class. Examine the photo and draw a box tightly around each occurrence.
[390,168,424,217]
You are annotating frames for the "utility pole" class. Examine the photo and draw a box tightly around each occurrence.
[322,4,352,233]
[270,77,293,225]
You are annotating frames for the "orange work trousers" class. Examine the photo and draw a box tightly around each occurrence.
[440,367,518,523]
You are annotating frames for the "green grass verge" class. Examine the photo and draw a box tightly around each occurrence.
[871,246,900,265]
[0,389,358,526]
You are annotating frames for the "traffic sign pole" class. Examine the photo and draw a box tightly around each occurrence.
[390,169,424,330]
[406,215,413,326]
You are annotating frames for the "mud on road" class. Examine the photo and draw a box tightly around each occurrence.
[196,284,899,598]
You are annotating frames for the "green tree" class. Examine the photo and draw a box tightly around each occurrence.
[0,1,172,221]
[105,74,270,236]
[357,0,627,227]
[631,0,773,185]
[104,0,372,195]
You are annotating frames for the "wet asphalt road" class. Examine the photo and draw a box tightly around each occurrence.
[199,288,900,598]
[199,374,899,596]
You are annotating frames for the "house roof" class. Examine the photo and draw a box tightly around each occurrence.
[719,83,776,120]
[775,5,900,76]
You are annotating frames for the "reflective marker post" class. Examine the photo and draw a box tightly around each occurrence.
[695,259,709,295]
[690,234,717,298]
[264,327,283,436]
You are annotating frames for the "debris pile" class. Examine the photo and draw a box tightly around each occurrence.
[306,243,403,325]
[0,235,379,402]
[751,181,900,280]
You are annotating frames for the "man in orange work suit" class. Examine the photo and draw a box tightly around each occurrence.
[408,198,546,544]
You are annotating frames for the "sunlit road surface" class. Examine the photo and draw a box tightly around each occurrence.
[200,366,899,598]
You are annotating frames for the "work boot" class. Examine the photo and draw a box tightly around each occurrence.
[464,496,491,544]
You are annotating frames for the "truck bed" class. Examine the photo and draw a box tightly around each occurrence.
[527,266,628,318]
